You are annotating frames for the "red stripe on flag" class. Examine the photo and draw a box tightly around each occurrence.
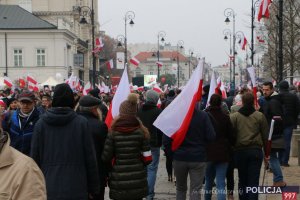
[170,79,203,151]
[4,79,13,88]
[105,103,113,128]
[27,76,37,84]
[253,86,258,107]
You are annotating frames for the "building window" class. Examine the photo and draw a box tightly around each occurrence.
[135,71,142,76]
[36,48,46,66]
[150,71,154,75]
[13,49,23,67]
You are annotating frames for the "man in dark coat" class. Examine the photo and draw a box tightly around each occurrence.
[277,81,300,166]
[78,95,108,200]
[262,81,286,187]
[88,88,108,121]
[2,90,40,156]
[31,83,100,200]
[137,90,163,200]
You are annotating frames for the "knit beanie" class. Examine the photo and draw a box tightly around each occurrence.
[119,93,138,116]
[146,90,159,104]
[279,80,289,91]
[89,88,100,99]
[52,83,75,108]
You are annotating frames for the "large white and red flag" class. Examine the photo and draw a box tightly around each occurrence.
[239,36,248,50]
[130,57,140,67]
[247,66,258,107]
[83,81,92,96]
[105,67,130,128]
[153,59,204,151]
[258,0,272,22]
[206,71,218,107]
[27,75,38,91]
[4,77,13,88]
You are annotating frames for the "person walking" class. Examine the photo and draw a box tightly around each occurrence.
[277,81,300,167]
[2,90,40,156]
[204,94,234,200]
[137,90,163,200]
[0,128,46,199]
[78,95,108,200]
[230,92,269,200]
[31,83,100,200]
[102,93,152,200]
[164,107,216,200]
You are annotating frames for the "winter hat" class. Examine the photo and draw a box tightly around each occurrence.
[79,95,102,107]
[119,93,138,116]
[52,83,75,108]
[88,88,100,99]
[279,80,289,91]
[167,90,175,97]
[18,90,35,102]
[146,90,159,104]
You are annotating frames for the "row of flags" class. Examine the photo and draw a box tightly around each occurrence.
[4,75,38,92]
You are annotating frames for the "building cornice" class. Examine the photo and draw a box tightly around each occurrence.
[33,11,74,16]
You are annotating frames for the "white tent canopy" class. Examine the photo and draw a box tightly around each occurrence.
[41,76,58,86]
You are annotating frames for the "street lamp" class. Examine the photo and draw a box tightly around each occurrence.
[224,8,236,91]
[223,28,232,84]
[156,31,166,80]
[177,40,184,88]
[77,1,96,86]
[117,35,125,47]
[188,48,194,79]
[124,11,135,68]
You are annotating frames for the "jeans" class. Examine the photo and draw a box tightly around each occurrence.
[173,160,206,200]
[279,126,294,165]
[204,162,228,200]
[269,150,284,182]
[146,147,160,200]
[235,148,263,200]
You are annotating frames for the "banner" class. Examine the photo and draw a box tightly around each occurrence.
[116,52,125,69]
[144,75,157,87]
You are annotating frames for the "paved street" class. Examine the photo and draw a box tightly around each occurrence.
[105,152,300,200]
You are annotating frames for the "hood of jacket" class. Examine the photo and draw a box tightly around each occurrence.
[41,107,77,126]
[141,102,158,111]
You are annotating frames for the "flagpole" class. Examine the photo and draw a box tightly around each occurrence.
[157,31,166,81]
[177,40,184,88]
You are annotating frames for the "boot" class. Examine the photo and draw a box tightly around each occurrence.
[273,181,287,187]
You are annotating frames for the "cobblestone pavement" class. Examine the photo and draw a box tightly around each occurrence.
[104,151,300,200]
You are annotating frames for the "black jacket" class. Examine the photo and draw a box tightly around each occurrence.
[279,90,300,127]
[164,109,216,162]
[78,111,108,188]
[137,102,163,147]
[102,129,150,200]
[31,107,99,200]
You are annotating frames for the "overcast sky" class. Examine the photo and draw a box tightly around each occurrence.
[99,0,256,66]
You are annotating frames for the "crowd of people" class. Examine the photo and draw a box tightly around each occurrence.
[0,80,299,200]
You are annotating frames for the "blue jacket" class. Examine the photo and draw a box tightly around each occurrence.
[2,108,40,156]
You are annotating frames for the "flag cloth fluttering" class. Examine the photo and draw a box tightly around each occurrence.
[27,75,38,92]
[156,61,163,67]
[105,67,130,128]
[83,81,92,96]
[258,0,272,22]
[153,59,204,151]
[247,66,258,107]
[239,36,248,50]
[4,77,13,88]
[107,59,114,70]
[130,57,140,67]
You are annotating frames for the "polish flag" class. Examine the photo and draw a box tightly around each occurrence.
[107,59,113,70]
[154,59,204,151]
[157,98,162,108]
[247,66,258,107]
[137,86,144,92]
[27,75,38,91]
[83,81,92,96]
[258,0,271,22]
[92,37,104,53]
[257,36,265,43]
[239,36,248,50]
[4,77,13,88]
[130,57,140,67]
[105,67,130,128]
[206,71,218,107]
[19,78,26,88]
[153,85,163,94]
[156,61,163,67]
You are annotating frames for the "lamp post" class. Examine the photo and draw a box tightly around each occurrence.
[250,0,261,67]
[156,31,166,80]
[177,40,184,88]
[77,0,96,86]
[223,29,232,84]
[188,48,194,79]
[224,8,236,91]
[124,11,135,68]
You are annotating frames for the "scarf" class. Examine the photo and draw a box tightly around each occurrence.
[19,108,35,119]
[112,115,140,133]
